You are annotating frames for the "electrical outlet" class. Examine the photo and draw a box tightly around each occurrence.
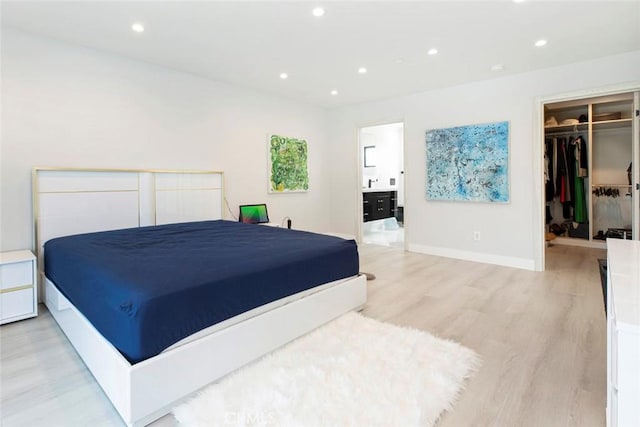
[473,231,481,241]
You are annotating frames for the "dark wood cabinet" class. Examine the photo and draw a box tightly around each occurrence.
[363,191,397,222]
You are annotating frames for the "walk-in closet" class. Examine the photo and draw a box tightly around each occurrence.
[544,91,640,248]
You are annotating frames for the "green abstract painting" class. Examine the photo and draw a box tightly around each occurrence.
[269,134,309,193]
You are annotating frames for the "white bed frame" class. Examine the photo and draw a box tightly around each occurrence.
[33,168,367,427]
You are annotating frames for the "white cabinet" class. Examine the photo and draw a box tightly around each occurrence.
[0,250,37,324]
[606,239,640,427]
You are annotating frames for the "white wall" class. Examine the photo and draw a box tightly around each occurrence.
[1,28,330,251]
[328,50,640,270]
[3,27,639,271]
[360,123,403,194]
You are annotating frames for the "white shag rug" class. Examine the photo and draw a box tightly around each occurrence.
[173,312,480,427]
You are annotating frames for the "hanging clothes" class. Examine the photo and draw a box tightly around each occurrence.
[574,173,587,223]
[592,186,631,235]
[572,136,588,223]
[552,138,558,194]
[555,137,566,199]
[544,138,555,202]
[543,134,589,223]
[574,136,588,178]
[561,138,574,219]
[547,134,588,222]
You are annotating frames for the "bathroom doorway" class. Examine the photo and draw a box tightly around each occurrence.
[358,122,405,249]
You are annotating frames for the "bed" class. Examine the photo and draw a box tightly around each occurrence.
[33,168,367,426]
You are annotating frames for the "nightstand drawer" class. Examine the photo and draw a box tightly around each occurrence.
[1,251,37,324]
[1,261,34,291]
[0,288,34,321]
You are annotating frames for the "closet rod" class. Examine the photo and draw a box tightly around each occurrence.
[544,130,586,137]
[591,184,631,187]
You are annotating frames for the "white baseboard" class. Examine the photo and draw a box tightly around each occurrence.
[407,243,536,271]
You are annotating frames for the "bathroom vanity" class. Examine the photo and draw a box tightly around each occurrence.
[362,189,397,222]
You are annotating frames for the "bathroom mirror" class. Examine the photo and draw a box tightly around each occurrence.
[364,146,376,168]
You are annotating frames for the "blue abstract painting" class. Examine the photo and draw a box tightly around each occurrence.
[426,121,509,202]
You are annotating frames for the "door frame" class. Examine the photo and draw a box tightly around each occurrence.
[534,82,640,271]
[356,120,406,249]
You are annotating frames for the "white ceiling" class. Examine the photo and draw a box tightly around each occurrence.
[2,1,639,108]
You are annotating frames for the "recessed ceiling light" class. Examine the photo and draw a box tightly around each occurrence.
[491,64,505,72]
[535,39,547,47]
[395,58,404,64]
[358,67,367,74]
[279,73,288,79]
[131,22,144,33]
[513,0,526,3]
[428,48,438,55]
[331,90,338,96]
[312,7,325,17]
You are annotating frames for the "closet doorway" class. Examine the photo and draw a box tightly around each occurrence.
[358,122,405,249]
[541,88,640,267]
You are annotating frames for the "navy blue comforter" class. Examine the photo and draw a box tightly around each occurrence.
[44,220,359,363]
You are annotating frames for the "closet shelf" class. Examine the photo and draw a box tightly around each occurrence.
[544,123,587,132]
[592,118,632,131]
[545,119,632,135]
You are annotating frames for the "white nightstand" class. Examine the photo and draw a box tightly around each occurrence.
[0,250,38,324]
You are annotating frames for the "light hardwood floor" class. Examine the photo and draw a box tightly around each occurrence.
[0,244,607,426]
